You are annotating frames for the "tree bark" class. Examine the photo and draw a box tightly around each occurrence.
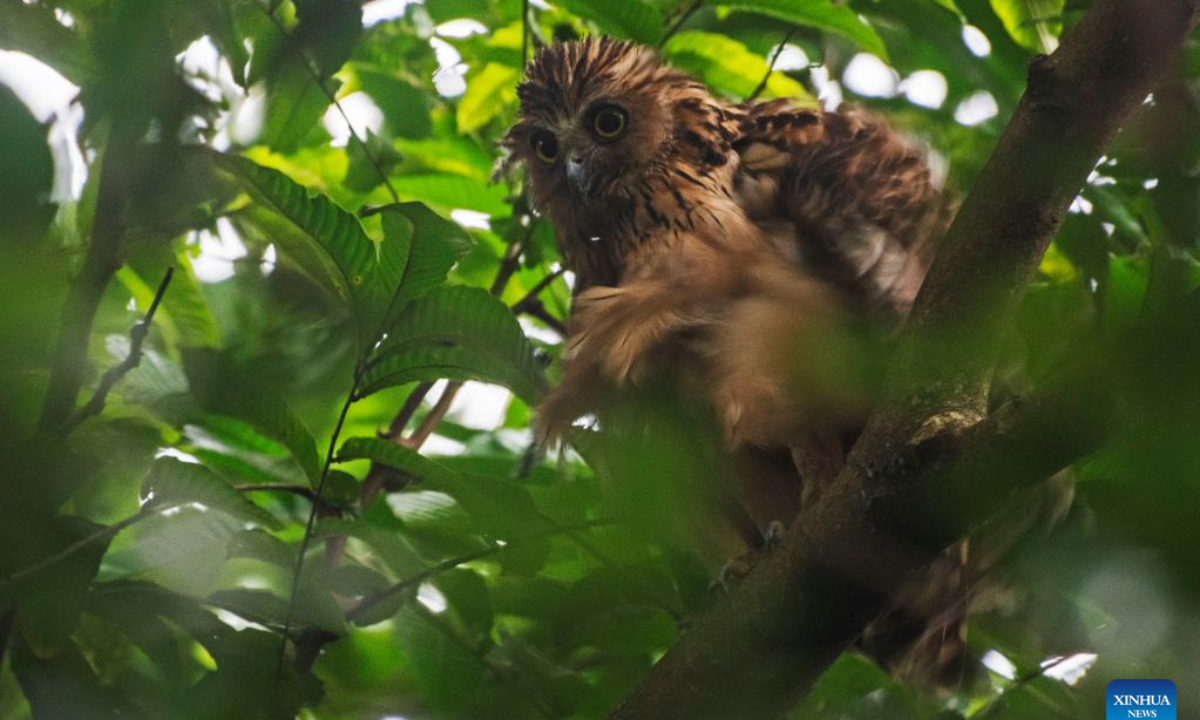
[606,2,1199,718]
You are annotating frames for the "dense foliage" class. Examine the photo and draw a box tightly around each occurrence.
[0,0,1198,718]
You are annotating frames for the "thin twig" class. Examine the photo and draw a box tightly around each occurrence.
[512,266,566,311]
[260,3,400,203]
[748,29,798,101]
[404,381,461,451]
[64,266,174,432]
[659,0,703,48]
[521,0,530,68]
[386,381,435,441]
[974,654,1077,719]
[275,368,363,682]
[519,301,568,336]
[0,510,152,589]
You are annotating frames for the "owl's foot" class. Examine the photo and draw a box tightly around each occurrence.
[709,520,787,597]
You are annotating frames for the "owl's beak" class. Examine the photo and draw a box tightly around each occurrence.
[566,155,592,196]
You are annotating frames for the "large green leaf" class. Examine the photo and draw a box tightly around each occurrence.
[664,31,813,101]
[316,516,431,584]
[336,438,551,539]
[11,518,110,657]
[262,61,337,153]
[337,436,464,486]
[213,153,399,348]
[355,66,434,139]
[140,457,282,530]
[722,0,888,59]
[457,63,521,134]
[391,174,512,216]
[364,284,546,403]
[293,0,362,78]
[10,641,121,720]
[394,605,486,714]
[988,0,1065,53]
[182,350,322,485]
[377,203,473,322]
[556,0,664,44]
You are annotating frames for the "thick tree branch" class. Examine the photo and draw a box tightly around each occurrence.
[38,118,142,434]
[607,2,1197,718]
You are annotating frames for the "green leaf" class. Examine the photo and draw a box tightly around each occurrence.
[0,1,88,83]
[328,562,392,597]
[293,0,362,78]
[316,516,430,578]
[457,63,521,134]
[337,438,551,539]
[213,153,398,348]
[262,61,336,153]
[227,529,295,568]
[988,0,1065,53]
[183,628,317,720]
[930,0,964,17]
[182,414,304,486]
[365,284,546,403]
[181,351,322,485]
[664,31,813,101]
[337,436,464,485]
[377,202,473,320]
[722,0,888,59]
[141,457,283,529]
[10,641,121,720]
[556,0,664,44]
[358,345,539,404]
[13,518,110,657]
[344,128,404,193]
[392,174,512,216]
[355,66,433,139]
[101,508,244,596]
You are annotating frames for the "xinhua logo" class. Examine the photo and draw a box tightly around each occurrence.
[1107,679,1176,720]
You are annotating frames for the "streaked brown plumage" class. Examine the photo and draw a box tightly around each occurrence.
[503,36,945,487]
[502,37,956,682]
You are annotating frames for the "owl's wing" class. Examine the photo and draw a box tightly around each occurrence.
[732,100,952,323]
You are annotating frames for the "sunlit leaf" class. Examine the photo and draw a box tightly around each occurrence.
[140,457,282,530]
[365,284,546,403]
[664,31,813,101]
[457,62,520,134]
[336,437,551,539]
[262,62,337,153]
[988,0,1065,53]
[392,174,512,216]
[213,152,400,348]
[722,0,888,59]
[376,202,473,320]
[556,0,664,44]
[355,66,434,139]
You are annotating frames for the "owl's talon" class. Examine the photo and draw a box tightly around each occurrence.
[708,522,787,598]
[763,520,786,553]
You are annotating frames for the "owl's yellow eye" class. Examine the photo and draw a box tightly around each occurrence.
[592,106,628,140]
[532,132,558,164]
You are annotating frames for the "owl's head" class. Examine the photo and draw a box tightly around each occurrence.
[501,37,728,209]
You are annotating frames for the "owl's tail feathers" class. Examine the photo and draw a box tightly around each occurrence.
[859,472,1076,694]
[859,540,974,694]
